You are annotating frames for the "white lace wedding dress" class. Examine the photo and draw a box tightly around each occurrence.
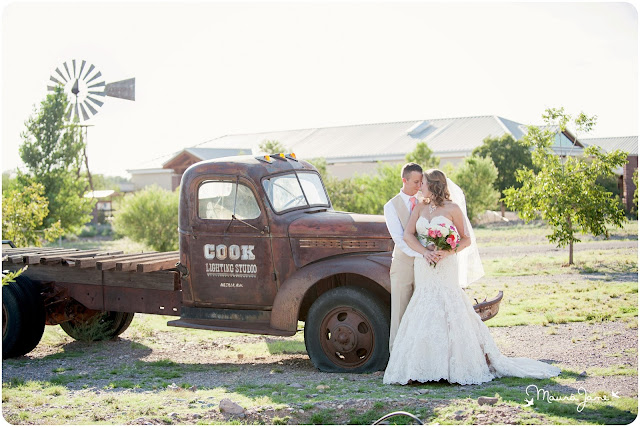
[383,216,561,385]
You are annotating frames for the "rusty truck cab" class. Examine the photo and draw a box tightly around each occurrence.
[173,154,334,333]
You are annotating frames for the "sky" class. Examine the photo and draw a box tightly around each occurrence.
[1,0,638,177]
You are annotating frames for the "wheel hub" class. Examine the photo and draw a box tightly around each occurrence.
[319,307,374,368]
[331,325,356,352]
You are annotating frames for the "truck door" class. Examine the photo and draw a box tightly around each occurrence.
[188,177,276,308]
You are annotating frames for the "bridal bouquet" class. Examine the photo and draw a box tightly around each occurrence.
[419,223,461,267]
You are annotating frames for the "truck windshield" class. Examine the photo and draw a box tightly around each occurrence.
[263,172,330,213]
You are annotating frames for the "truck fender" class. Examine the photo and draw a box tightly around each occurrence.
[270,254,391,332]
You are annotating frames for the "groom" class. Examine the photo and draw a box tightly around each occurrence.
[384,162,425,352]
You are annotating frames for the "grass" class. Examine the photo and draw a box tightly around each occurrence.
[4,222,637,425]
[475,220,638,247]
[44,236,151,252]
[2,364,637,425]
[465,248,638,327]
[482,248,637,277]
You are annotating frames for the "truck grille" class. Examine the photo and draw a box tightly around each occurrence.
[298,239,380,249]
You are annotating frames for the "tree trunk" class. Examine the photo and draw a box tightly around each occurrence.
[568,215,574,265]
[500,201,505,218]
[84,146,94,192]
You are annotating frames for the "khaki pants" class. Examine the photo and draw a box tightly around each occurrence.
[389,250,414,352]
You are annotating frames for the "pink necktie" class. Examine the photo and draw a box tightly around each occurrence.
[409,196,417,213]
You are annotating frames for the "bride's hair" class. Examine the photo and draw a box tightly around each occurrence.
[424,169,451,206]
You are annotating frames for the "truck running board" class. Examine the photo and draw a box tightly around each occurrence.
[166,318,295,336]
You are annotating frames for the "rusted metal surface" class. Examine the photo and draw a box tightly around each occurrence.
[319,306,375,369]
[167,318,294,336]
[3,155,501,348]
[179,155,396,321]
[269,254,392,332]
[288,212,393,267]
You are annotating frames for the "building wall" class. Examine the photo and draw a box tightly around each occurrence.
[325,155,466,180]
[131,172,174,191]
[623,155,638,212]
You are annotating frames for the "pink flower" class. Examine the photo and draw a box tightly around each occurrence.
[435,230,442,237]
[447,234,457,249]
[439,223,446,227]
[428,229,437,238]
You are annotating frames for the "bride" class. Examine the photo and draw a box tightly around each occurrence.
[383,169,561,385]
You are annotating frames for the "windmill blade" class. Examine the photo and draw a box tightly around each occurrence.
[86,95,104,107]
[49,75,64,86]
[66,103,74,121]
[55,68,68,83]
[78,60,86,79]
[63,61,72,80]
[88,81,106,89]
[79,103,90,121]
[86,71,103,84]
[88,90,106,97]
[74,102,80,121]
[84,64,95,80]
[83,100,98,116]
[105,78,135,101]
[72,59,77,78]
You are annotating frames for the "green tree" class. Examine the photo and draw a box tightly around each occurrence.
[405,142,439,169]
[2,171,17,193]
[352,164,405,215]
[472,134,534,215]
[306,158,328,180]
[2,182,63,247]
[92,174,132,191]
[112,185,179,252]
[18,86,93,233]
[258,140,289,154]
[503,108,628,265]
[452,156,500,222]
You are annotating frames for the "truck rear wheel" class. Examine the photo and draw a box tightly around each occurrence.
[2,276,45,359]
[304,286,390,373]
[60,311,135,341]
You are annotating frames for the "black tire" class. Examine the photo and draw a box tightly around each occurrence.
[112,312,135,336]
[13,276,45,356]
[60,311,135,341]
[2,276,45,359]
[2,284,23,359]
[304,286,390,373]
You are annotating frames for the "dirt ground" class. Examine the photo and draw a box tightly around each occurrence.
[2,238,638,424]
[2,316,637,425]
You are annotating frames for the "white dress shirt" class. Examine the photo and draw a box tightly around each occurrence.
[383,191,423,258]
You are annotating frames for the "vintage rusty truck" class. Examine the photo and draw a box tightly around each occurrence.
[2,153,502,373]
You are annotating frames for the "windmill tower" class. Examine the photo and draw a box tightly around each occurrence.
[48,59,135,122]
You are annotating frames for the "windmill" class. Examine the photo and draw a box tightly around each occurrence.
[47,59,135,122]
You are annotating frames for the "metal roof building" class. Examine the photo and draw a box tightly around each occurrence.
[582,136,638,156]
[197,115,528,162]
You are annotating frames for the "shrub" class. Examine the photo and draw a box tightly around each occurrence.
[112,185,179,251]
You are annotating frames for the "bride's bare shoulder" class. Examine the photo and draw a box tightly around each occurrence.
[444,200,463,214]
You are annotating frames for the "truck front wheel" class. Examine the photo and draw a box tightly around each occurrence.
[304,286,390,373]
[60,311,135,341]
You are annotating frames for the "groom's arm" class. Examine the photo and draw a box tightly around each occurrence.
[383,202,423,258]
